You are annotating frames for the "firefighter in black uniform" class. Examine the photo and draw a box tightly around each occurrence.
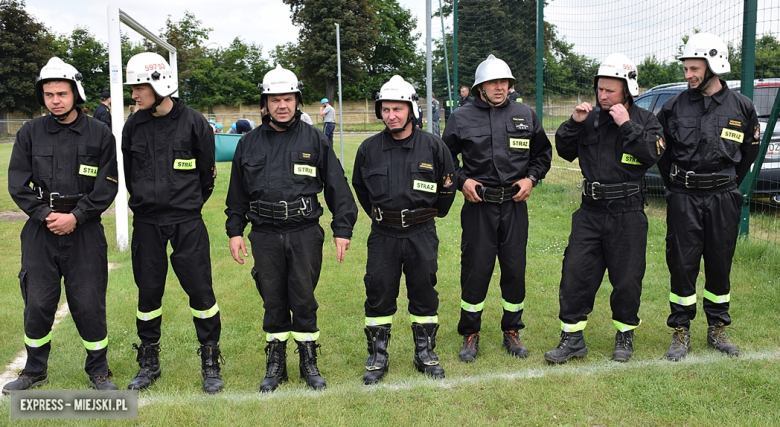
[4,57,118,393]
[225,65,358,392]
[121,52,224,394]
[442,55,552,362]
[657,33,759,361]
[352,76,456,384]
[546,54,664,364]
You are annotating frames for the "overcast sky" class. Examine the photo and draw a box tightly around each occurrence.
[24,0,437,56]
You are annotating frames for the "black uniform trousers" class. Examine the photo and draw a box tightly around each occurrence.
[249,224,324,335]
[558,207,647,329]
[666,185,741,329]
[364,222,439,319]
[19,219,109,376]
[458,200,528,335]
[131,218,220,344]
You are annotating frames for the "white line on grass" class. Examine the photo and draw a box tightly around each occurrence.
[136,349,780,406]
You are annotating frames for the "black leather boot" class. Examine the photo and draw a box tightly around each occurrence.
[198,343,225,394]
[128,343,161,390]
[259,339,288,393]
[296,340,326,390]
[412,323,445,379]
[544,331,588,363]
[363,325,391,385]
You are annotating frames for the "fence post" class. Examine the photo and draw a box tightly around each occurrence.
[536,0,544,121]
[738,0,758,237]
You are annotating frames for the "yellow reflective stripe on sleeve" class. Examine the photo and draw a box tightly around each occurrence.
[501,299,524,312]
[191,303,219,319]
[621,153,642,165]
[136,308,162,321]
[670,292,696,306]
[173,159,196,170]
[461,299,485,313]
[703,290,730,304]
[291,331,320,342]
[562,321,587,332]
[266,332,291,342]
[365,316,393,326]
[82,337,108,351]
[613,320,641,332]
[79,164,98,177]
[410,315,438,324]
[25,332,52,348]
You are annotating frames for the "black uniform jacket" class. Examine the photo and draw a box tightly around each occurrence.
[225,115,358,239]
[122,98,216,225]
[556,102,665,186]
[442,96,552,190]
[8,110,118,224]
[656,80,760,188]
[93,103,111,128]
[352,128,456,219]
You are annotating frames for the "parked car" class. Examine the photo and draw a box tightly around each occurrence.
[635,79,780,201]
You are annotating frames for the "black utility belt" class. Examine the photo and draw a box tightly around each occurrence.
[36,188,83,213]
[477,186,519,204]
[249,197,314,220]
[669,164,734,189]
[372,206,438,228]
[581,180,641,200]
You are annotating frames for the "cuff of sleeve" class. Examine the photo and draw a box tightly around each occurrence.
[226,227,244,238]
[332,229,353,240]
[72,209,86,225]
[35,208,53,224]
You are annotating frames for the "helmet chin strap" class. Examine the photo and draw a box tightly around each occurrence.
[694,69,716,92]
[150,95,165,115]
[386,109,414,134]
[51,105,76,122]
[480,88,505,107]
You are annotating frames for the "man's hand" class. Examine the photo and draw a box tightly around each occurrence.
[229,236,248,265]
[609,103,630,126]
[45,212,77,235]
[512,178,534,202]
[462,178,483,203]
[334,238,350,263]
[572,102,593,122]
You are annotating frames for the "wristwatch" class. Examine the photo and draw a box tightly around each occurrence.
[526,175,538,187]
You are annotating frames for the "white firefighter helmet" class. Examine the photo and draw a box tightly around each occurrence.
[471,54,516,97]
[36,57,86,106]
[259,64,303,100]
[678,32,731,75]
[124,52,177,97]
[374,75,419,120]
[593,53,639,97]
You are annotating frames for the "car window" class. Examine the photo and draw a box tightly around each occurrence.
[653,93,675,115]
[754,86,779,118]
[635,94,654,111]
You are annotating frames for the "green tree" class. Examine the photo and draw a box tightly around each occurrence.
[282,0,378,103]
[210,38,271,107]
[637,55,684,89]
[51,27,108,112]
[0,0,54,134]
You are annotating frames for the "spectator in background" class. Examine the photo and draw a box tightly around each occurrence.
[128,105,136,116]
[235,119,252,134]
[93,91,111,128]
[320,98,336,145]
[431,93,441,136]
[82,107,91,116]
[300,111,313,125]
[214,123,223,134]
[508,86,522,103]
[458,86,474,107]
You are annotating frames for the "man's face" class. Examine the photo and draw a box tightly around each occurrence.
[460,87,469,98]
[381,101,411,131]
[268,93,296,122]
[480,79,509,104]
[130,84,157,110]
[597,77,626,110]
[42,81,74,117]
[683,59,709,89]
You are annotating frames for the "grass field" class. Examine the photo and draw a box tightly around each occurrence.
[0,137,778,426]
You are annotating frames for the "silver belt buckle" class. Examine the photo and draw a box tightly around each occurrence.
[49,192,60,208]
[278,200,288,220]
[589,182,600,200]
[400,209,410,228]
[684,171,695,188]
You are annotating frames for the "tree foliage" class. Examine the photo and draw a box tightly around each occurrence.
[282,0,378,103]
[0,0,54,124]
[52,27,108,111]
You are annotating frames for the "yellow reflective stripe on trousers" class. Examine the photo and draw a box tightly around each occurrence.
[136,308,162,321]
[613,320,640,332]
[461,299,485,312]
[410,315,438,324]
[82,337,108,351]
[561,321,587,332]
[703,290,730,304]
[291,331,320,342]
[501,299,524,312]
[25,331,52,348]
[191,303,219,319]
[669,292,696,306]
[266,332,291,342]
[365,316,393,326]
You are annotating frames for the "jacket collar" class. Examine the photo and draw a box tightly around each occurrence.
[45,108,87,135]
[132,97,182,124]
